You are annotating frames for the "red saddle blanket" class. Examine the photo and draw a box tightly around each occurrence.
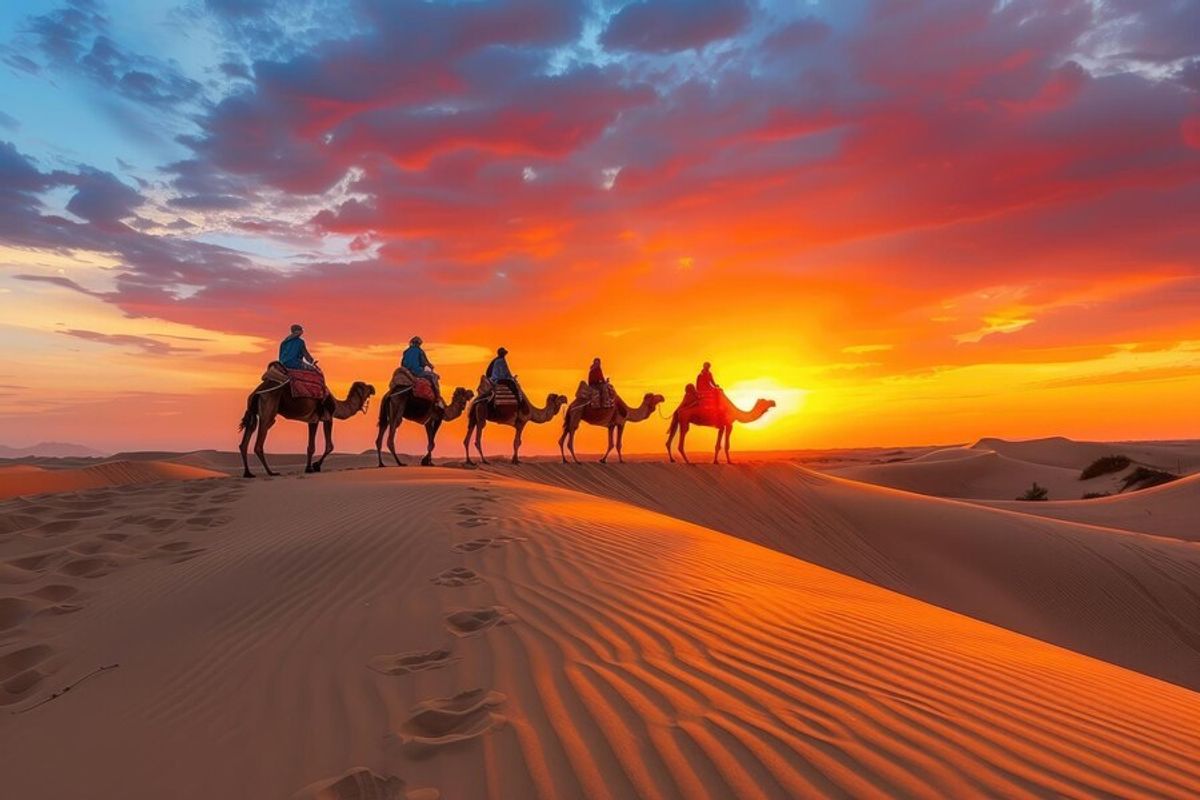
[288,368,328,399]
[412,378,436,402]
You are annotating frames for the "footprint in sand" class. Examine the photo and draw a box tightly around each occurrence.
[0,585,82,632]
[59,556,119,579]
[368,648,456,676]
[0,512,40,537]
[444,606,515,637]
[34,519,82,536]
[430,567,481,587]
[455,516,497,528]
[0,551,64,584]
[290,767,439,800]
[142,541,207,564]
[0,643,59,706]
[0,596,36,632]
[399,688,506,746]
[185,512,233,529]
[451,538,491,553]
[450,536,524,553]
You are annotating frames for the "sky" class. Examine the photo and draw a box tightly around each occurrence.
[1,0,1198,457]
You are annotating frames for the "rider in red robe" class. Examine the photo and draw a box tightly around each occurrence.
[696,362,719,394]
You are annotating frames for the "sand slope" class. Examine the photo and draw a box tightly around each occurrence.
[0,460,225,501]
[830,447,1108,500]
[831,438,1200,501]
[981,472,1200,541]
[970,436,1200,472]
[497,462,1200,691]
[1,467,1198,799]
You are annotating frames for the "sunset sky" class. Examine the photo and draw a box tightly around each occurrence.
[1,0,1198,456]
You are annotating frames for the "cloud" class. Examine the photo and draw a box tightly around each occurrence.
[58,328,201,356]
[18,0,202,109]
[600,0,751,53]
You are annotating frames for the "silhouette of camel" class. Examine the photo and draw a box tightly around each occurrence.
[666,394,775,464]
[375,386,473,467]
[559,385,665,463]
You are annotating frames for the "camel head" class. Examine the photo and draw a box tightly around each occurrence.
[755,398,777,414]
[546,393,570,413]
[351,381,376,409]
[451,387,474,406]
[644,392,666,409]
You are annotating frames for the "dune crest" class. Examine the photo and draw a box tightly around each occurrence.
[0,460,225,501]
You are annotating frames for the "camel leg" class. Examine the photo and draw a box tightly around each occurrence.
[254,418,279,477]
[463,417,475,466]
[475,418,488,465]
[421,419,439,466]
[511,421,523,465]
[724,424,733,464]
[305,422,318,473]
[558,418,571,464]
[238,404,257,478]
[388,416,404,467]
[677,422,691,465]
[315,419,333,471]
[616,424,625,463]
[375,398,388,468]
[600,426,614,464]
[713,426,722,465]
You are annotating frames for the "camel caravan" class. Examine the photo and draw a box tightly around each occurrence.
[237,325,775,477]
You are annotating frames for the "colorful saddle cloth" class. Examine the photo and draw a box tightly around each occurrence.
[574,380,614,409]
[287,368,328,399]
[391,366,437,403]
[476,376,519,409]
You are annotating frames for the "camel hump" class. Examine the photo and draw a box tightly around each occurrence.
[262,361,289,383]
[390,366,417,391]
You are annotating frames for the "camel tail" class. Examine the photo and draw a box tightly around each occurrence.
[238,394,258,433]
[377,391,390,430]
[666,410,679,445]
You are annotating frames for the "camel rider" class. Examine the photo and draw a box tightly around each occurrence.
[588,357,612,406]
[401,336,443,407]
[696,362,720,395]
[279,324,318,371]
[486,347,525,405]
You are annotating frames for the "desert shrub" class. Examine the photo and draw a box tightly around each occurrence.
[1081,492,1111,499]
[1080,455,1131,480]
[1120,467,1180,492]
[1017,482,1049,501]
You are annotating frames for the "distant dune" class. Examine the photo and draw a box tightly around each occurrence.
[1,467,1198,798]
[0,442,106,459]
[981,471,1200,541]
[0,460,225,500]
[829,437,1200,501]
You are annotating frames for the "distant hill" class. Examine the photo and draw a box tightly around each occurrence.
[0,441,106,458]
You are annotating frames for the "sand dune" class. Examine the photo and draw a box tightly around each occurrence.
[496,462,1200,691]
[829,437,1200,501]
[1,467,1198,798]
[981,472,1200,541]
[831,447,1105,500]
[971,436,1200,472]
[0,460,226,501]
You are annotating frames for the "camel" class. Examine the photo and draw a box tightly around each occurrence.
[666,394,776,465]
[558,387,666,463]
[463,390,568,465]
[238,379,375,478]
[375,386,473,467]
